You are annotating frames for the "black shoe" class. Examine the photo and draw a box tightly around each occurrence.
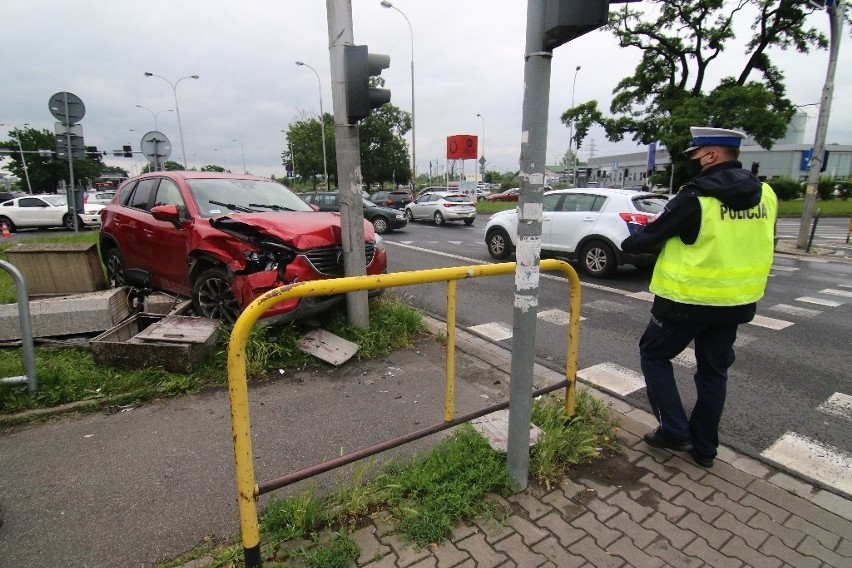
[643,428,693,452]
[690,450,714,468]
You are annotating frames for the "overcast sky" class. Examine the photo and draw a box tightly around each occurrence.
[2,0,849,181]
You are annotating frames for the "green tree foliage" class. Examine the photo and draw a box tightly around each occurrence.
[142,160,185,173]
[100,165,129,178]
[200,164,226,172]
[0,126,104,193]
[282,95,411,189]
[560,0,833,185]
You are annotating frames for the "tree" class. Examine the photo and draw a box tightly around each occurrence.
[283,110,335,189]
[359,103,411,186]
[142,160,184,173]
[200,164,226,172]
[561,0,838,186]
[0,126,104,193]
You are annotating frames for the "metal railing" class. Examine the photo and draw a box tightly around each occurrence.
[0,260,37,391]
[227,259,582,567]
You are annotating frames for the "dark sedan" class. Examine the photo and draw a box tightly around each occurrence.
[302,191,407,234]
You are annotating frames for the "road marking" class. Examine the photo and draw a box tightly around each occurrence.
[748,314,794,330]
[770,265,799,272]
[448,241,463,245]
[839,284,852,289]
[817,393,852,421]
[469,322,513,341]
[796,296,843,307]
[537,308,586,324]
[761,432,852,495]
[819,288,852,298]
[578,363,645,396]
[768,304,822,318]
[673,348,696,368]
[585,300,631,313]
[628,291,654,302]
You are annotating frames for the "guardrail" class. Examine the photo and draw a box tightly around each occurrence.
[0,260,37,391]
[227,259,581,567]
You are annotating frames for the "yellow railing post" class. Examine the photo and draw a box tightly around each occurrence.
[445,279,457,421]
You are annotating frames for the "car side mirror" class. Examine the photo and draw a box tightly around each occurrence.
[151,204,182,227]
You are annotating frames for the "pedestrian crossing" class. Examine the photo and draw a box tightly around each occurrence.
[463,265,850,496]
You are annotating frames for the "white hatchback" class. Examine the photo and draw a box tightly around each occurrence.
[484,188,668,277]
[404,191,477,226]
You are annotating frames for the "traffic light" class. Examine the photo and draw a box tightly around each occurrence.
[123,145,132,158]
[343,44,391,124]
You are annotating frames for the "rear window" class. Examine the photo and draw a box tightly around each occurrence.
[632,195,668,214]
[444,195,472,203]
[389,192,409,197]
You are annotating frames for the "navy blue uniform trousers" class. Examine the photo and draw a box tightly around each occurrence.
[639,315,738,458]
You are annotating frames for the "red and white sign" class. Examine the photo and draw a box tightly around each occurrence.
[446,135,478,160]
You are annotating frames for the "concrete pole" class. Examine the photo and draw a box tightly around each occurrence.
[798,0,844,249]
[327,0,369,328]
[507,0,550,491]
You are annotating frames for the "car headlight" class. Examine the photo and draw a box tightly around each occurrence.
[395,213,405,219]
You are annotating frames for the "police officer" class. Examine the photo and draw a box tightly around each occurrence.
[621,127,777,468]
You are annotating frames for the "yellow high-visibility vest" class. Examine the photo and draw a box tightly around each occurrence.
[650,183,777,306]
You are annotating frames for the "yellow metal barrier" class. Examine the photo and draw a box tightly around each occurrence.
[227,259,581,566]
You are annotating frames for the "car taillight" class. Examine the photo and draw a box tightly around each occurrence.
[386,199,393,206]
[619,213,654,225]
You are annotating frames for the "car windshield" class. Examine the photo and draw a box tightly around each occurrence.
[187,178,314,217]
[632,195,668,214]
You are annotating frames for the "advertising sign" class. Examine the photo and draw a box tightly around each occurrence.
[446,135,478,160]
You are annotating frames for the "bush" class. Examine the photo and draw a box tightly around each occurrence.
[817,178,836,200]
[767,177,801,201]
[834,180,851,200]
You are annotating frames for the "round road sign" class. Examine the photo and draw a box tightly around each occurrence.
[49,92,86,124]
[140,131,172,162]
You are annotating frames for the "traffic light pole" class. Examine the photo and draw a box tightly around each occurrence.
[507,0,551,491]
[327,0,369,328]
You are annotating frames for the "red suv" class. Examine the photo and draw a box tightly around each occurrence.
[99,172,387,324]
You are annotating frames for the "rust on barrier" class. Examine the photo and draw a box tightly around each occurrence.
[227,259,582,567]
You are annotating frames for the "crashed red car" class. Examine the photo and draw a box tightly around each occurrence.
[98,171,387,324]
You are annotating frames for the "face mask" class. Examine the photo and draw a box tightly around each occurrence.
[687,152,709,177]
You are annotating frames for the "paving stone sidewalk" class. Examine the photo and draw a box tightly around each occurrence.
[347,321,852,568]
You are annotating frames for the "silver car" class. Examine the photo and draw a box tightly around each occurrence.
[404,191,477,226]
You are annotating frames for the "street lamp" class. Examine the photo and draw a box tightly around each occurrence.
[295,61,328,187]
[144,72,199,169]
[476,113,485,183]
[568,65,581,185]
[135,104,173,131]
[1,123,33,194]
[380,1,416,185]
[233,139,246,173]
[281,129,297,180]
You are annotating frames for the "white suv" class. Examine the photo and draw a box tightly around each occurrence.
[484,188,668,277]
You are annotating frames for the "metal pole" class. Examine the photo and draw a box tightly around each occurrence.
[233,139,246,173]
[569,65,580,185]
[328,0,368,328]
[144,73,199,170]
[477,113,485,184]
[381,1,416,185]
[62,93,79,232]
[13,126,33,194]
[797,0,843,249]
[507,0,550,491]
[295,62,329,187]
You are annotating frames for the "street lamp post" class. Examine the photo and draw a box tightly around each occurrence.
[135,105,173,131]
[476,113,485,183]
[568,65,581,185]
[295,61,328,188]
[144,72,199,170]
[1,123,33,194]
[381,1,416,186]
[233,139,246,173]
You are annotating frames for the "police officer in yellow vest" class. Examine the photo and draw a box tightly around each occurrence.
[621,126,777,468]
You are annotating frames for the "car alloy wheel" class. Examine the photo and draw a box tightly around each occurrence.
[405,209,415,221]
[192,266,241,324]
[433,211,445,226]
[486,229,512,260]
[580,240,616,278]
[105,248,126,287]
[372,216,389,234]
[63,213,81,231]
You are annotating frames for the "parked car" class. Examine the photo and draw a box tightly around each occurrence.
[85,190,116,205]
[370,190,412,210]
[301,191,407,234]
[484,187,668,277]
[0,194,103,232]
[404,191,477,226]
[417,186,449,198]
[0,191,26,203]
[485,188,520,202]
[99,172,387,324]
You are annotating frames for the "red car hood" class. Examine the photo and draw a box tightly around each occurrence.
[209,211,373,248]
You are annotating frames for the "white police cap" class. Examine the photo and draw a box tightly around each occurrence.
[685,127,747,154]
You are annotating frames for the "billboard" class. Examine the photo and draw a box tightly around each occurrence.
[447,135,478,160]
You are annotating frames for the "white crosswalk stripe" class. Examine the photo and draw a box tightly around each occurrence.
[748,314,794,330]
[819,288,852,298]
[817,393,852,421]
[578,363,645,396]
[537,308,585,324]
[768,304,822,318]
[469,322,512,341]
[761,432,852,495]
[770,265,799,272]
[796,296,843,307]
[628,291,654,302]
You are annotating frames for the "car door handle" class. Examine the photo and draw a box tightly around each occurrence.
[143,229,155,238]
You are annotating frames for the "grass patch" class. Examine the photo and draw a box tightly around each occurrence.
[0,295,425,420]
[159,388,619,567]
[776,199,852,217]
